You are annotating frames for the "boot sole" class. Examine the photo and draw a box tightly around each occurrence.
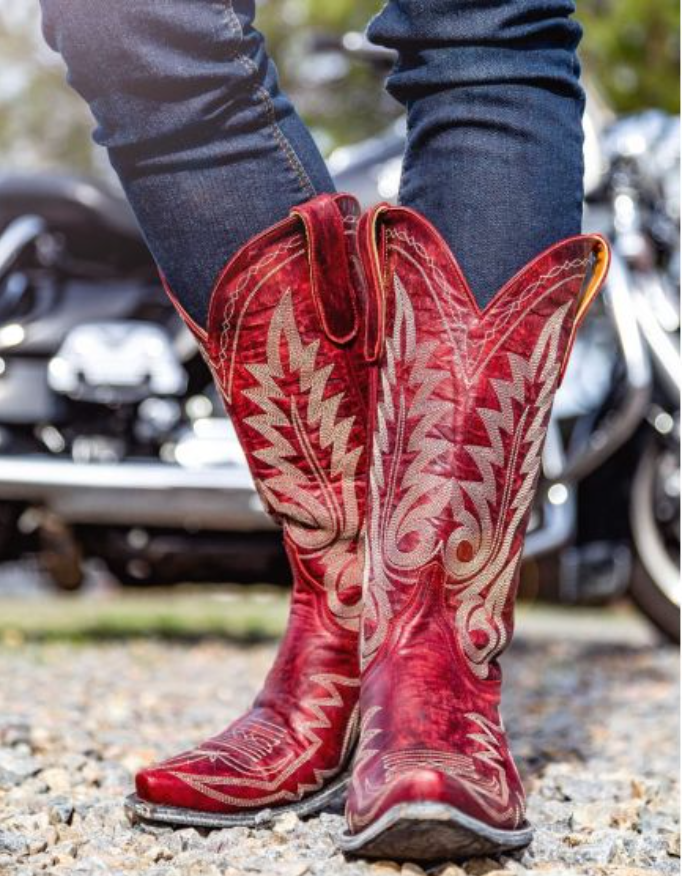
[337,802,533,861]
[124,771,349,830]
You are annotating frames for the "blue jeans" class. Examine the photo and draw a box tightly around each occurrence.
[40,0,585,324]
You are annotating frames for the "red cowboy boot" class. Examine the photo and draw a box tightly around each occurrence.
[340,205,610,860]
[126,194,372,829]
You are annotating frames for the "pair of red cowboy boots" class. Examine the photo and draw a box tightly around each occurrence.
[125,194,610,861]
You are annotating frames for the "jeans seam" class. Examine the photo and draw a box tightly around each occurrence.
[221,0,317,201]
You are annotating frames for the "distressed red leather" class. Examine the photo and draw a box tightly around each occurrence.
[136,194,371,815]
[345,205,610,835]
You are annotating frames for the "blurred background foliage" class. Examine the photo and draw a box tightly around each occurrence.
[0,0,679,175]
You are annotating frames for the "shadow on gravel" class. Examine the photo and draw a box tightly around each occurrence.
[503,631,677,782]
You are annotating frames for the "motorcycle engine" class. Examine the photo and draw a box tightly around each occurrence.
[47,321,187,404]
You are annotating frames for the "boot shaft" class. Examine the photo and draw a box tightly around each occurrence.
[161,194,372,633]
[357,204,610,675]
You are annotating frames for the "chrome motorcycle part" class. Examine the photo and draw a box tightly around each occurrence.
[136,397,182,441]
[0,455,271,531]
[630,434,681,641]
[48,322,187,402]
[172,418,247,469]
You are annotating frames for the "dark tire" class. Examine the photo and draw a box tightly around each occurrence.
[629,440,680,643]
[630,558,680,643]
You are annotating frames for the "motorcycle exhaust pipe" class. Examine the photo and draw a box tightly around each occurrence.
[0,455,276,532]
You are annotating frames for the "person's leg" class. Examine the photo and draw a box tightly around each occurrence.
[40,0,335,326]
[41,2,370,826]
[367,0,585,308]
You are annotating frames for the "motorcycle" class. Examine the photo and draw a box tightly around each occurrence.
[0,173,285,590]
[0,83,678,640]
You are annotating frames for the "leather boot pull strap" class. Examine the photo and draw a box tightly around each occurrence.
[292,195,359,345]
[357,204,389,362]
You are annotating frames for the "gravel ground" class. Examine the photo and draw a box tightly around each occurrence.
[0,607,678,876]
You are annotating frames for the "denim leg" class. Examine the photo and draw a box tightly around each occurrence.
[40,0,334,326]
[367,0,585,307]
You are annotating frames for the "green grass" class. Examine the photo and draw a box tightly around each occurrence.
[0,585,653,648]
[0,586,289,644]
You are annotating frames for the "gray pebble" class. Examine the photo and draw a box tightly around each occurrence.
[0,622,676,876]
